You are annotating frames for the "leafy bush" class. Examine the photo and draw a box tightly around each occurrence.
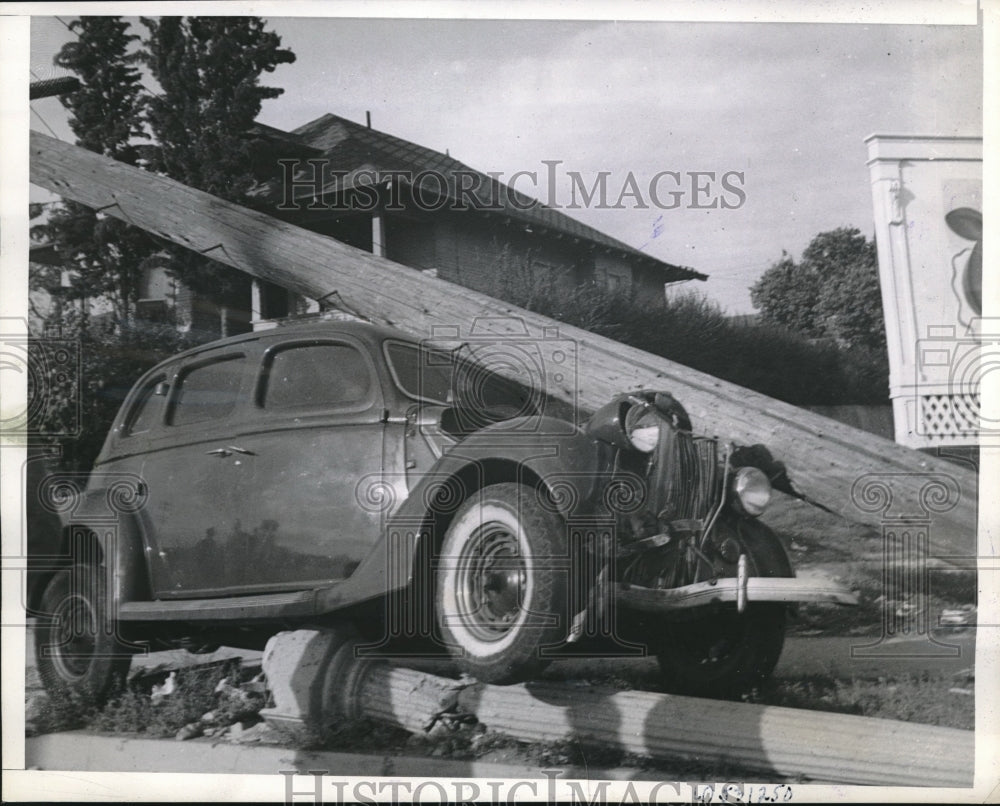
[30,313,200,473]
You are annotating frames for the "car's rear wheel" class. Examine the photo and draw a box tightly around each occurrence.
[435,482,567,684]
[35,564,132,706]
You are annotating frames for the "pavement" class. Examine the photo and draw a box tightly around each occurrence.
[23,730,679,781]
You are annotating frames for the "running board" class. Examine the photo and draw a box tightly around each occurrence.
[117,589,318,621]
[614,576,858,614]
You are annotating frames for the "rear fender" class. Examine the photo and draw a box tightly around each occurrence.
[41,478,153,612]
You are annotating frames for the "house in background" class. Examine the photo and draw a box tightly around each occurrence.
[33,113,706,337]
[243,113,706,326]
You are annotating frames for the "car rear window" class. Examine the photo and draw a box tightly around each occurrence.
[384,341,453,405]
[385,339,537,416]
[124,374,166,435]
[261,342,371,410]
[169,354,246,426]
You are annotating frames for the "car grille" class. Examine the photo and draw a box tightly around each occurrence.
[656,429,720,523]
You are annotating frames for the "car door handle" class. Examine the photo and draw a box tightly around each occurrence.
[206,447,232,457]
[227,445,256,455]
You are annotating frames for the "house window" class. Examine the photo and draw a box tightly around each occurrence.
[252,279,291,323]
[136,264,175,322]
[599,267,631,292]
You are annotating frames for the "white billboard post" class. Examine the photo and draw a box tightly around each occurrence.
[866,134,984,449]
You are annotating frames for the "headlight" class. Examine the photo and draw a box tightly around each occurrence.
[625,406,660,452]
[731,466,772,516]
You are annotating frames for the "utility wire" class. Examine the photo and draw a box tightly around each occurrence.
[29,69,66,139]
[30,107,61,139]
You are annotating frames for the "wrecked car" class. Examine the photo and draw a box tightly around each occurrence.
[30,318,855,703]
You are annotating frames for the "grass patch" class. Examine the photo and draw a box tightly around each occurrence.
[760,493,977,637]
[90,659,266,739]
[307,716,411,754]
[26,688,98,736]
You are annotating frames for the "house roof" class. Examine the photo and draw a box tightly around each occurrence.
[256,113,707,283]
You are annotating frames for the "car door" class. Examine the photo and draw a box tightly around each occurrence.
[216,335,386,593]
[137,349,253,597]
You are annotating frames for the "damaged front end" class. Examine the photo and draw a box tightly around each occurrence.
[587,391,858,617]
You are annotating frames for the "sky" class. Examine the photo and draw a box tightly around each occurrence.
[27,13,984,313]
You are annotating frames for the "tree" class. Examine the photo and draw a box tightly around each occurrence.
[748,251,822,339]
[751,228,886,353]
[139,17,296,305]
[805,229,885,352]
[29,16,295,471]
[30,17,156,326]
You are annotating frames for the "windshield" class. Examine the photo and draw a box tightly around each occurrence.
[384,340,539,418]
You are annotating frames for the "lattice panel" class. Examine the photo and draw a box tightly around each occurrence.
[918,393,980,438]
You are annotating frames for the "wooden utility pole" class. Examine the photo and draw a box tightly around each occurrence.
[28,131,978,560]
[262,629,974,788]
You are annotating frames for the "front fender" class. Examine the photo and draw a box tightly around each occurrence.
[336,419,608,603]
[728,516,794,578]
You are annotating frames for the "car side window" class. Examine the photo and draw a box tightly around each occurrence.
[169,355,246,426]
[123,374,166,435]
[261,342,371,410]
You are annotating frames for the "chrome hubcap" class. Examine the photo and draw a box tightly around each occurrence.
[454,523,527,641]
[51,594,97,680]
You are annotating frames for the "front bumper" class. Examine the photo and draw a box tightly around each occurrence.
[614,574,858,614]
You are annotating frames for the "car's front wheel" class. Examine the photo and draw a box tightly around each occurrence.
[652,518,790,696]
[655,604,786,697]
[35,564,132,706]
[435,482,568,684]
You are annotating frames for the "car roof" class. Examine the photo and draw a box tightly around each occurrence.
[161,317,417,367]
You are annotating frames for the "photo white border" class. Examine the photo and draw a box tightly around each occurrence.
[2,1,996,802]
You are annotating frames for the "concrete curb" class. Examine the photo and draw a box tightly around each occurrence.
[24,731,662,781]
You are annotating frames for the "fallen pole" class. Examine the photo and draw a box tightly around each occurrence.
[451,678,973,788]
[260,630,974,788]
[29,131,978,558]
